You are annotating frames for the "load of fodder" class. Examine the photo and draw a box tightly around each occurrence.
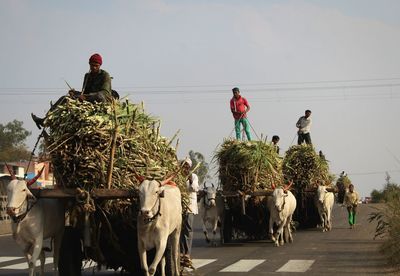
[282,145,333,191]
[336,174,352,203]
[215,139,283,194]
[215,139,281,240]
[282,145,334,228]
[44,97,187,273]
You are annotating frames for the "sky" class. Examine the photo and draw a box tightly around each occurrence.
[1,0,400,197]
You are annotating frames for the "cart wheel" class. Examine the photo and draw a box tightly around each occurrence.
[59,226,83,276]
[223,209,233,243]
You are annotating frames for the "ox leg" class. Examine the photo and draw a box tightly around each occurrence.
[53,233,63,275]
[327,208,332,231]
[29,236,44,276]
[160,256,165,276]
[138,240,149,276]
[276,219,286,247]
[171,227,181,276]
[211,218,218,246]
[286,215,293,243]
[149,239,167,276]
[39,250,45,276]
[202,219,210,243]
[268,217,276,243]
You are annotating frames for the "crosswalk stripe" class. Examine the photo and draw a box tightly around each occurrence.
[0,256,25,265]
[276,260,315,272]
[192,259,217,269]
[1,257,54,269]
[219,259,265,272]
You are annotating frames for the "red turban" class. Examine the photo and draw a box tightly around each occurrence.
[89,53,102,65]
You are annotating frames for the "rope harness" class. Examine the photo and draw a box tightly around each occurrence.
[141,180,176,225]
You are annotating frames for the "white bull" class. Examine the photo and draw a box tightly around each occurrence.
[315,185,334,232]
[198,185,224,246]
[137,176,182,276]
[268,182,297,247]
[6,166,64,276]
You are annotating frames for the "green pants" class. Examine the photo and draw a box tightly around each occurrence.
[235,118,251,141]
[347,205,357,225]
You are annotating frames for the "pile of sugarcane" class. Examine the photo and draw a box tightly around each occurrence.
[336,174,352,203]
[44,97,187,272]
[215,139,281,241]
[215,139,282,194]
[282,145,334,228]
[282,145,333,191]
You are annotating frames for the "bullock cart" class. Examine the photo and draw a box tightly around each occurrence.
[33,98,189,275]
[218,185,337,243]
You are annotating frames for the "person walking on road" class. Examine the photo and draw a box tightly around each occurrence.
[180,157,199,268]
[296,109,312,145]
[343,184,360,229]
[230,87,251,141]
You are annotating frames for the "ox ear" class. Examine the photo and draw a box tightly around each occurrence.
[5,162,16,180]
[26,166,45,187]
[26,187,35,199]
[212,183,214,188]
[158,186,165,198]
[271,182,276,190]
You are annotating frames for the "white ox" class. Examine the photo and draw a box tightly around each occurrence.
[268,182,297,247]
[5,166,64,276]
[137,176,182,276]
[198,185,224,246]
[315,185,334,232]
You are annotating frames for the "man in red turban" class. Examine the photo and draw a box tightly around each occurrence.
[32,53,116,129]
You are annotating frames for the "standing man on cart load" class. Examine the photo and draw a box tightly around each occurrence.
[230,87,251,141]
[296,109,312,145]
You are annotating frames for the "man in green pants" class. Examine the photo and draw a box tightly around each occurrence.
[230,87,251,141]
[343,184,360,229]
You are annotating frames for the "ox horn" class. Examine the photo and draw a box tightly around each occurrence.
[284,180,294,191]
[26,166,45,186]
[161,174,175,186]
[5,162,16,180]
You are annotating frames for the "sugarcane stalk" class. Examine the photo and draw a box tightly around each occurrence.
[107,100,118,189]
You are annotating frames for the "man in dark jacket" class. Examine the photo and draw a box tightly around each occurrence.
[32,53,115,129]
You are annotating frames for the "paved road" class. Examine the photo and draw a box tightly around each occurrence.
[0,204,398,275]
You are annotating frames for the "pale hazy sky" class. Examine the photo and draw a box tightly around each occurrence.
[1,0,400,197]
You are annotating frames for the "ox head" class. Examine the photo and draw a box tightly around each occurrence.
[204,185,217,207]
[271,181,293,212]
[317,185,328,204]
[5,164,43,217]
[136,174,174,220]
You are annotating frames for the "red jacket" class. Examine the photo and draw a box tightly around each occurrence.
[230,96,250,120]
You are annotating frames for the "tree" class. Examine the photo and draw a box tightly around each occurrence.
[370,173,400,203]
[0,120,31,161]
[188,150,210,185]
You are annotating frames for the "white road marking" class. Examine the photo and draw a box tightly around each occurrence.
[0,256,25,265]
[276,260,315,272]
[0,257,53,269]
[192,258,217,269]
[220,259,265,272]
